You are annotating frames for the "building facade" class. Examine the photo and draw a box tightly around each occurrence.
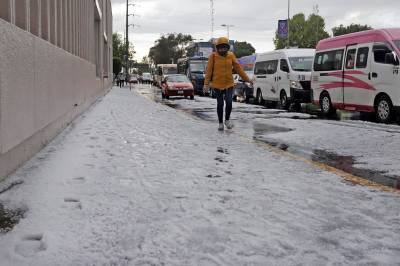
[0,0,113,178]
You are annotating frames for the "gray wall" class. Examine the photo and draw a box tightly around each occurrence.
[0,0,113,178]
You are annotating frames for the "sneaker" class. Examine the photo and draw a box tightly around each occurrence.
[225,120,234,129]
[218,123,224,131]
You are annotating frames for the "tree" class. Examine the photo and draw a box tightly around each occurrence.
[113,58,122,75]
[234,41,255,58]
[274,13,329,49]
[332,24,373,37]
[112,33,135,68]
[148,33,193,65]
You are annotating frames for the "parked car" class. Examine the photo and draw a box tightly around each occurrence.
[312,28,400,123]
[142,72,153,84]
[233,75,253,103]
[233,54,257,103]
[161,74,194,100]
[253,49,315,109]
[129,75,138,84]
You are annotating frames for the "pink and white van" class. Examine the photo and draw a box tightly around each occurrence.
[312,28,400,123]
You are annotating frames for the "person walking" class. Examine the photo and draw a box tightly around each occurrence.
[118,73,124,88]
[203,37,252,131]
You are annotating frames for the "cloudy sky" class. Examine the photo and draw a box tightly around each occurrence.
[111,0,400,61]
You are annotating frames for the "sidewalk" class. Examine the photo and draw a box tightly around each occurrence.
[0,87,399,265]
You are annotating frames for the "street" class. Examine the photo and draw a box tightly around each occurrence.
[0,85,399,265]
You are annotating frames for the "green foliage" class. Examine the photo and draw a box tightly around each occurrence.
[113,57,122,75]
[274,13,329,49]
[234,41,255,58]
[112,33,135,63]
[332,24,373,37]
[148,33,193,65]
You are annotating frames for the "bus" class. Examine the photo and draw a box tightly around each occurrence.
[177,56,208,95]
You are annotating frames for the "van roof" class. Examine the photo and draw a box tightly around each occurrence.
[316,28,400,51]
[256,49,315,60]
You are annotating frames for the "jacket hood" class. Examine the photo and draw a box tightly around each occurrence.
[216,37,229,46]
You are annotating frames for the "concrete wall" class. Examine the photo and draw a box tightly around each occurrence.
[0,0,113,178]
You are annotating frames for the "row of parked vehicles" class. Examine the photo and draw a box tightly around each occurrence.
[152,28,400,124]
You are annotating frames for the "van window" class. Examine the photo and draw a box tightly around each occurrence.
[373,43,393,64]
[289,56,313,72]
[356,47,369,69]
[314,49,344,71]
[280,59,290,72]
[345,49,356,69]
[266,60,278,74]
[254,61,267,75]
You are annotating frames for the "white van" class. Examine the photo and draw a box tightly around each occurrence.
[253,49,315,109]
[312,28,400,123]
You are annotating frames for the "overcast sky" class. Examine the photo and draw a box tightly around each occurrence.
[111,0,400,61]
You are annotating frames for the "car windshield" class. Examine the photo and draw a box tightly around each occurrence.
[289,56,314,72]
[167,75,190,83]
[190,61,207,73]
[164,67,178,75]
[394,40,400,49]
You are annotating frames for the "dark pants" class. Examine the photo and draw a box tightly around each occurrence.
[215,88,233,124]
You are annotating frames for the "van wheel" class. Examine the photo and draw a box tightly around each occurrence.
[375,95,393,123]
[280,91,290,110]
[256,90,264,105]
[320,92,336,117]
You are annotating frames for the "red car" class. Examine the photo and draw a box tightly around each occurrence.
[161,74,194,100]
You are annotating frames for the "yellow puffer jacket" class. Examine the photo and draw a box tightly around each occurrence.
[204,50,250,90]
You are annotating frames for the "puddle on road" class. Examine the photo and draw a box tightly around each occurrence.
[253,134,400,190]
[253,122,293,136]
[0,203,25,234]
[311,150,399,189]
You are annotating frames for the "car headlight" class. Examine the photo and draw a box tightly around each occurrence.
[290,80,300,89]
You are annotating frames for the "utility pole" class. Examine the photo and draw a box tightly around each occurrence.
[125,1,136,74]
[210,0,215,40]
[287,0,290,48]
[125,0,129,75]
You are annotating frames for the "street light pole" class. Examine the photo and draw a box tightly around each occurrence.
[221,24,234,40]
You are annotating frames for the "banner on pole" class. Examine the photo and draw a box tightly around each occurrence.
[278,20,288,39]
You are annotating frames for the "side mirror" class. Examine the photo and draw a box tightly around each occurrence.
[385,52,399,65]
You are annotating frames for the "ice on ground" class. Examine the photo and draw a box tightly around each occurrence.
[0,87,399,265]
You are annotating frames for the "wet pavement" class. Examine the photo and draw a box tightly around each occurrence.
[136,84,400,191]
[0,204,24,234]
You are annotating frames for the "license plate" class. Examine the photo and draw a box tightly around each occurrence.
[178,91,184,95]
